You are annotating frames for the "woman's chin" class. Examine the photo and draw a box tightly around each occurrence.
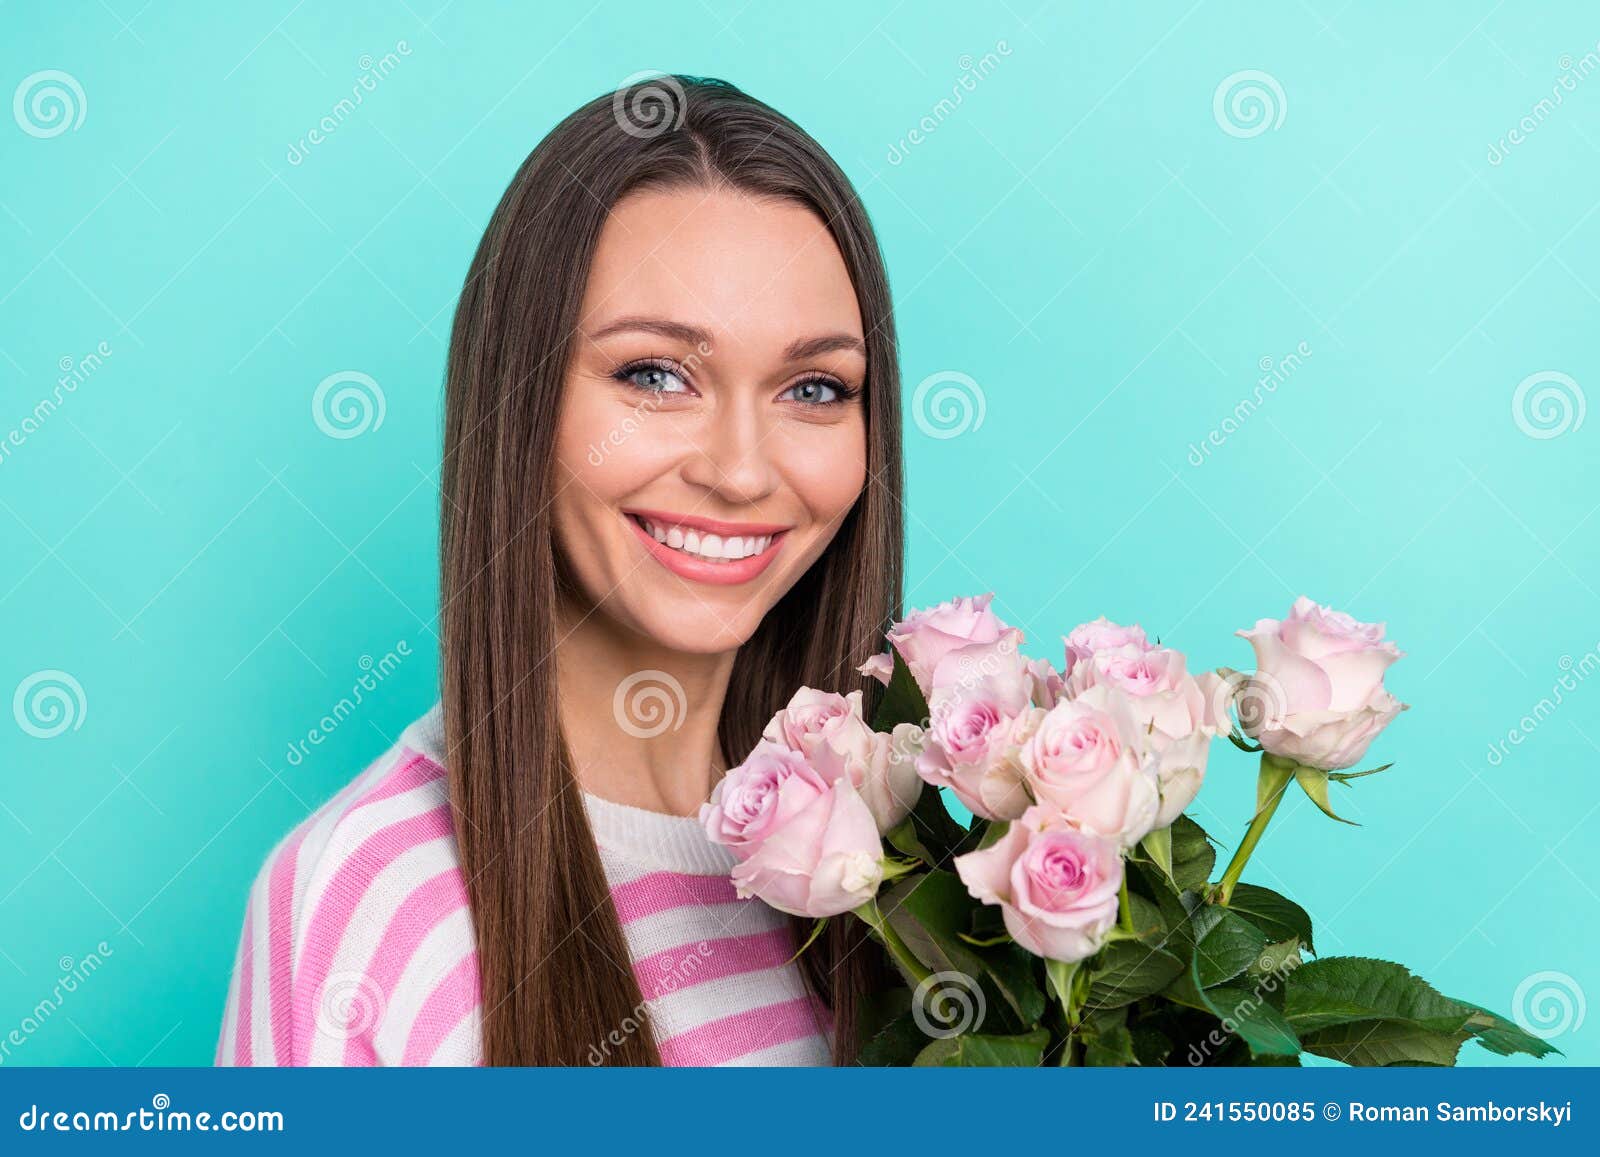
[624,602,766,656]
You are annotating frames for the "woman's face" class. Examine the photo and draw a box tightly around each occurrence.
[552,186,869,654]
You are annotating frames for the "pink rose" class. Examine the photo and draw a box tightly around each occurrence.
[761,688,921,831]
[1235,597,1408,770]
[1070,647,1226,827]
[915,668,1034,821]
[701,742,884,917]
[858,652,894,685]
[761,686,859,751]
[700,741,826,854]
[1063,616,1150,682]
[1018,699,1159,846]
[1024,657,1065,709]
[885,593,1023,697]
[954,805,1122,962]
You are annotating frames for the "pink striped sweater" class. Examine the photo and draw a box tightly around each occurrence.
[216,704,834,1066]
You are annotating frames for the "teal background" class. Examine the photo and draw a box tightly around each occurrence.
[2,2,1595,1067]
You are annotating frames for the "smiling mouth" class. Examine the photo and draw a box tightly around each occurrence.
[626,513,783,564]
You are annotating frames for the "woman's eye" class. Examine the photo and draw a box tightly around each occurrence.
[621,365,689,393]
[782,379,841,405]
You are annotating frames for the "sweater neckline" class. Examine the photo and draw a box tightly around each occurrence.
[402,702,737,878]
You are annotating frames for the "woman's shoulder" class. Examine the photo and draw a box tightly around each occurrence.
[221,703,480,1066]
[260,704,461,925]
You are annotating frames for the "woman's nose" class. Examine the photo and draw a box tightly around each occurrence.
[679,396,780,506]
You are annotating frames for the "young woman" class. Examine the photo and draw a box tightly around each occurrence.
[217,76,903,1066]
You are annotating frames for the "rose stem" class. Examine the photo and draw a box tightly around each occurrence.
[1118,873,1135,933]
[851,897,933,987]
[1215,753,1297,905]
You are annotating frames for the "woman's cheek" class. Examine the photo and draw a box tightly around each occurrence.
[778,417,868,525]
[556,387,678,497]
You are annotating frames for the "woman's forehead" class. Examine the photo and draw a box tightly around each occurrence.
[580,186,864,353]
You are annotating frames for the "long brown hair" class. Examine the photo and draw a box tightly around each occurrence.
[439,76,903,1065]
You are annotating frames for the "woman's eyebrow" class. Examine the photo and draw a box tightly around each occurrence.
[588,316,713,346]
[587,317,865,361]
[784,333,866,360]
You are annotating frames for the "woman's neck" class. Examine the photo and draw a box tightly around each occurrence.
[553,603,736,818]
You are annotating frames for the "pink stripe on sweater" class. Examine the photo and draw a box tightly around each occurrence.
[262,761,388,1065]
[608,870,741,925]
[231,897,254,1065]
[351,751,444,811]
[657,995,826,1066]
[341,868,470,1066]
[291,805,456,1059]
[632,927,796,1001]
[400,953,480,1065]
[266,831,303,1065]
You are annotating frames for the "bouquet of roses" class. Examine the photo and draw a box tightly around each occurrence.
[700,594,1556,1066]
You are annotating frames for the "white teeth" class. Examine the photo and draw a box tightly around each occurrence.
[635,516,777,562]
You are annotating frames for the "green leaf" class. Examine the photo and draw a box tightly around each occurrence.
[855,1008,928,1066]
[1300,1020,1468,1066]
[1163,947,1302,1058]
[1247,938,1304,986]
[1284,957,1473,1034]
[1294,766,1359,825]
[785,917,829,965]
[898,783,970,867]
[1130,1025,1173,1066]
[1141,825,1174,883]
[1225,883,1316,954]
[883,813,938,866]
[1198,983,1303,1058]
[1082,1007,1137,1066]
[890,871,1047,1027]
[1125,890,1166,941]
[1328,762,1392,784]
[871,647,928,732]
[1455,1003,1562,1060]
[1169,815,1216,891]
[1191,907,1267,989]
[976,818,1010,850]
[1087,939,1185,1009]
[913,1027,1050,1066]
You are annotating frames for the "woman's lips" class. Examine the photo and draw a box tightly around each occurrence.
[624,512,788,586]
